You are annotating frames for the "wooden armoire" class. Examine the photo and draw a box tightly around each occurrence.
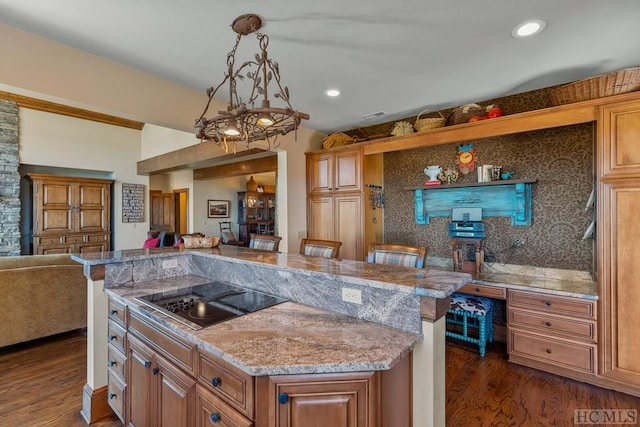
[28,174,112,254]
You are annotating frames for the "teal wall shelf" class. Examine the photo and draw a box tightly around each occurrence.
[407,179,536,226]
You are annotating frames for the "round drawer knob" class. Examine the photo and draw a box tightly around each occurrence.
[475,288,481,292]
[545,322,552,327]
[109,393,117,400]
[546,349,552,354]
[278,392,289,405]
[109,335,117,341]
[545,301,552,307]
[211,377,221,387]
[110,309,118,315]
[210,413,221,423]
[153,367,159,375]
[108,360,117,367]
[144,361,151,369]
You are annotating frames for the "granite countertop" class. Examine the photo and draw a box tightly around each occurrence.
[470,272,598,300]
[73,245,472,299]
[107,275,419,376]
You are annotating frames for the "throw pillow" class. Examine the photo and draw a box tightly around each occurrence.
[143,236,160,248]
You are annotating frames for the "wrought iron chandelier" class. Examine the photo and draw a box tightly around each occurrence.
[195,14,310,152]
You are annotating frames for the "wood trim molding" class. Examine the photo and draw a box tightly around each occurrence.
[80,383,113,424]
[137,144,270,175]
[194,154,277,180]
[0,90,144,130]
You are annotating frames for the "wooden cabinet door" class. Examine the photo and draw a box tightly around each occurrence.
[151,190,175,232]
[334,150,361,193]
[269,372,378,427]
[334,195,363,261]
[306,153,334,194]
[156,353,196,427]
[598,179,640,388]
[76,181,110,233]
[127,335,154,427]
[33,178,74,235]
[599,99,640,177]
[307,196,334,241]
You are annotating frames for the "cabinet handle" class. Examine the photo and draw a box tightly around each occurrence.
[544,301,552,307]
[210,413,221,423]
[211,377,221,387]
[545,322,552,327]
[109,335,117,341]
[108,360,116,367]
[152,367,159,375]
[109,393,117,400]
[278,392,289,404]
[475,288,481,292]
[546,349,552,354]
[109,309,118,315]
[144,361,151,369]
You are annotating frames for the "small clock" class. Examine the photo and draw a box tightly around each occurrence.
[457,144,476,174]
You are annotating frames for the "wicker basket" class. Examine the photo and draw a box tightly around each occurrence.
[321,132,355,149]
[550,67,640,106]
[448,103,498,125]
[414,110,446,132]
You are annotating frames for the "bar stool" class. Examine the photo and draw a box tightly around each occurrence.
[445,292,494,357]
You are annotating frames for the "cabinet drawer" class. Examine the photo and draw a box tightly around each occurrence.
[108,344,127,380]
[459,283,507,299]
[129,310,197,376]
[35,236,63,245]
[108,320,126,353]
[196,384,253,427]
[86,234,107,242]
[509,329,596,374]
[198,350,255,419]
[108,372,126,423]
[108,298,126,327]
[65,235,84,244]
[508,290,596,319]
[508,308,596,342]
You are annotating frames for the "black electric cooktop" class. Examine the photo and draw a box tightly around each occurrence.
[135,281,286,330]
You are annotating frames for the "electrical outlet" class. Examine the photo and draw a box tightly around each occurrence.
[342,287,362,304]
[162,258,178,269]
[514,239,525,248]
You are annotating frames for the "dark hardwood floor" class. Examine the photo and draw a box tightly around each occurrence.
[1,330,638,426]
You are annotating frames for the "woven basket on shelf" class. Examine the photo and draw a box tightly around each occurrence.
[550,67,640,106]
[447,103,498,125]
[414,110,446,132]
[321,132,355,149]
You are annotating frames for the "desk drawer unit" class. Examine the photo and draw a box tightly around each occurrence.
[507,289,597,377]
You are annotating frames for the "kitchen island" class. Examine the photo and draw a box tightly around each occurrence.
[72,246,471,426]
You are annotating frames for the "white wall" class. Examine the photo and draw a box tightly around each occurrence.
[18,108,148,250]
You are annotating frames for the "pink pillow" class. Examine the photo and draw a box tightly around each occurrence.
[143,237,160,248]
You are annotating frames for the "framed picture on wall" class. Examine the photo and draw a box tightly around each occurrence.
[207,200,229,218]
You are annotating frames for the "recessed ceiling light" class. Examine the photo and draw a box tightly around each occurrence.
[512,20,546,38]
[325,89,341,97]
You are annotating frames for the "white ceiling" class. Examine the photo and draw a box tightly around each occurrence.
[1,0,639,135]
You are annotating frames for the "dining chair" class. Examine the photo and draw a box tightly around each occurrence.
[248,233,282,252]
[299,238,343,259]
[366,242,428,268]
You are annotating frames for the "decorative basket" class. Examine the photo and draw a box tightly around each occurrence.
[414,110,446,132]
[550,67,640,106]
[390,120,415,136]
[321,132,355,149]
[448,103,498,125]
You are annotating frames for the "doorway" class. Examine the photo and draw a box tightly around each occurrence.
[149,188,189,234]
[174,188,189,234]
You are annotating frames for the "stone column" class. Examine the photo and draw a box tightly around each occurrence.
[0,99,21,256]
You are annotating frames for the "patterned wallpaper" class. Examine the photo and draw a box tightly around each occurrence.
[382,123,595,271]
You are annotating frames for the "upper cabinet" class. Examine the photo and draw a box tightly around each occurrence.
[599,99,640,178]
[307,149,361,195]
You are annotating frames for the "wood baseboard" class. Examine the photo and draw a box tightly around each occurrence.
[80,383,114,424]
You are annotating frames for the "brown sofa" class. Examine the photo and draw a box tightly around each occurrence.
[0,254,87,348]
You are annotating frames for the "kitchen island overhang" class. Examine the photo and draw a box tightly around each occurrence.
[73,246,471,427]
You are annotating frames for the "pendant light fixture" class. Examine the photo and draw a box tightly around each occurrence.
[195,14,310,152]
